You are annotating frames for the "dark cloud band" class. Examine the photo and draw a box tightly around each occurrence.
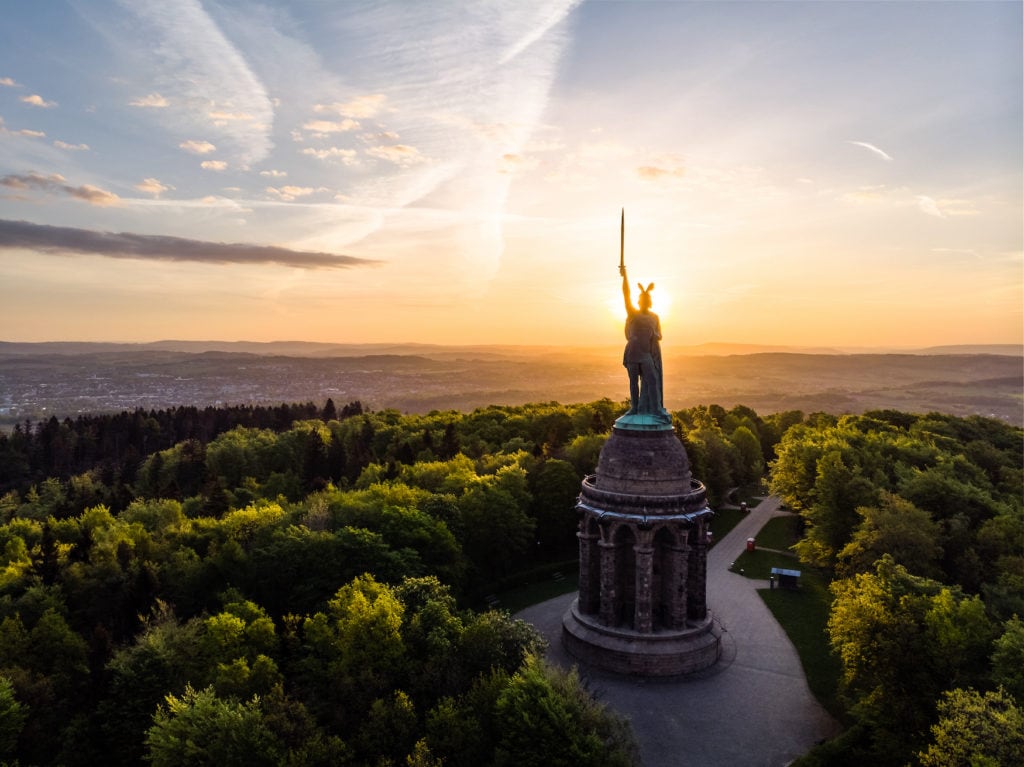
[0,218,377,269]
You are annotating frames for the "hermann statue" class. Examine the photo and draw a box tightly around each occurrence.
[617,211,671,425]
[620,265,665,417]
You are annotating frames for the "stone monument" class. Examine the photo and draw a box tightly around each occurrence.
[561,212,720,676]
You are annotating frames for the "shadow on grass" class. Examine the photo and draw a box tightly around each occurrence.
[494,569,580,614]
[754,514,802,551]
[709,506,746,546]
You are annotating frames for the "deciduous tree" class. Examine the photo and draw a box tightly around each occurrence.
[918,687,1024,767]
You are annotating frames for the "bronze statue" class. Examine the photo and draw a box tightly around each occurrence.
[620,266,665,416]
[618,210,670,423]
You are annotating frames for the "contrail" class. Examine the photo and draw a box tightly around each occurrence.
[848,140,893,162]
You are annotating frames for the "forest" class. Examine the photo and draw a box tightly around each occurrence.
[771,410,1023,766]
[0,398,1021,765]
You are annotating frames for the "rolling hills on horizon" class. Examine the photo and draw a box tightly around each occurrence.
[1,342,1020,428]
[0,339,1020,357]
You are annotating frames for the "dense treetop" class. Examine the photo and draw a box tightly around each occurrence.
[770,410,1023,767]
[0,398,1020,765]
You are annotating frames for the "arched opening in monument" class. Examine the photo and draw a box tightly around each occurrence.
[614,525,636,628]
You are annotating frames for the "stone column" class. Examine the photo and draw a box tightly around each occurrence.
[634,538,654,634]
[599,539,619,626]
[669,532,689,629]
[577,521,600,614]
[687,522,708,621]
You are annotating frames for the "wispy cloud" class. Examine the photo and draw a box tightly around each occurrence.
[200,160,227,171]
[916,195,978,218]
[54,140,90,151]
[288,1,580,284]
[135,177,173,197]
[839,185,980,220]
[366,144,425,167]
[497,1,579,65]
[848,140,893,162]
[259,169,287,178]
[314,94,387,119]
[300,146,358,164]
[363,130,400,142]
[0,116,45,138]
[180,139,217,154]
[0,77,21,87]
[636,164,684,181]
[302,118,359,136]
[0,172,120,206]
[498,153,539,174]
[839,184,906,207]
[20,94,57,108]
[0,218,377,269]
[118,0,274,165]
[209,110,255,127]
[266,185,325,202]
[9,126,45,138]
[916,195,944,218]
[130,92,169,108]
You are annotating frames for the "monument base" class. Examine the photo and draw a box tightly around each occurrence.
[561,599,721,677]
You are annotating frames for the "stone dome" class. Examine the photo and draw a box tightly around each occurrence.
[594,427,693,496]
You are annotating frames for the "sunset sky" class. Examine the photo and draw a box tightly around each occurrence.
[1,0,1020,349]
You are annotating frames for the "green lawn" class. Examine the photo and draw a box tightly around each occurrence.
[709,506,745,545]
[730,548,799,579]
[753,514,802,551]
[494,569,580,614]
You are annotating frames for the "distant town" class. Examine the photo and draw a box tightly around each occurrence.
[2,342,1020,429]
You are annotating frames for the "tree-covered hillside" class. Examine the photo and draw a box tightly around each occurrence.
[0,400,1020,765]
[770,410,1023,766]
[1,398,782,766]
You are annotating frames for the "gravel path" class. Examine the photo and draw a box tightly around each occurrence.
[515,496,840,767]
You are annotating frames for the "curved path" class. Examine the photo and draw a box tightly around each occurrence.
[516,496,839,767]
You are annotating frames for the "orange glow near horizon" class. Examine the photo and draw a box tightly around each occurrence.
[0,3,1019,350]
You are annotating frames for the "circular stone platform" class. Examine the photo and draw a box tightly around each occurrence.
[562,599,721,676]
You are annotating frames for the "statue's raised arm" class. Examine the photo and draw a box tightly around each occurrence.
[620,266,637,328]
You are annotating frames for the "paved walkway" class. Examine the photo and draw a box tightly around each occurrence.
[516,496,840,767]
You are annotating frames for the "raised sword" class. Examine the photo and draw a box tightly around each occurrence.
[619,208,625,271]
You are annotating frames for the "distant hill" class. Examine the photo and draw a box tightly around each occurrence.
[676,342,845,355]
[1,342,1020,428]
[0,340,596,359]
[2,339,1019,357]
[911,343,1022,356]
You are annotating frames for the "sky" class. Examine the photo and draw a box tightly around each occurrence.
[0,0,1020,349]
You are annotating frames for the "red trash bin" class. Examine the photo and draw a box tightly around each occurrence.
[746,537,756,552]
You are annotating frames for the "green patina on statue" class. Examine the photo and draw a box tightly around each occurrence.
[615,211,673,431]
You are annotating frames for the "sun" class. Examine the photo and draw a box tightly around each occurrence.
[605,287,673,320]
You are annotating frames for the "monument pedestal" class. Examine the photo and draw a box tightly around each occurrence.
[561,423,720,676]
[562,600,720,676]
